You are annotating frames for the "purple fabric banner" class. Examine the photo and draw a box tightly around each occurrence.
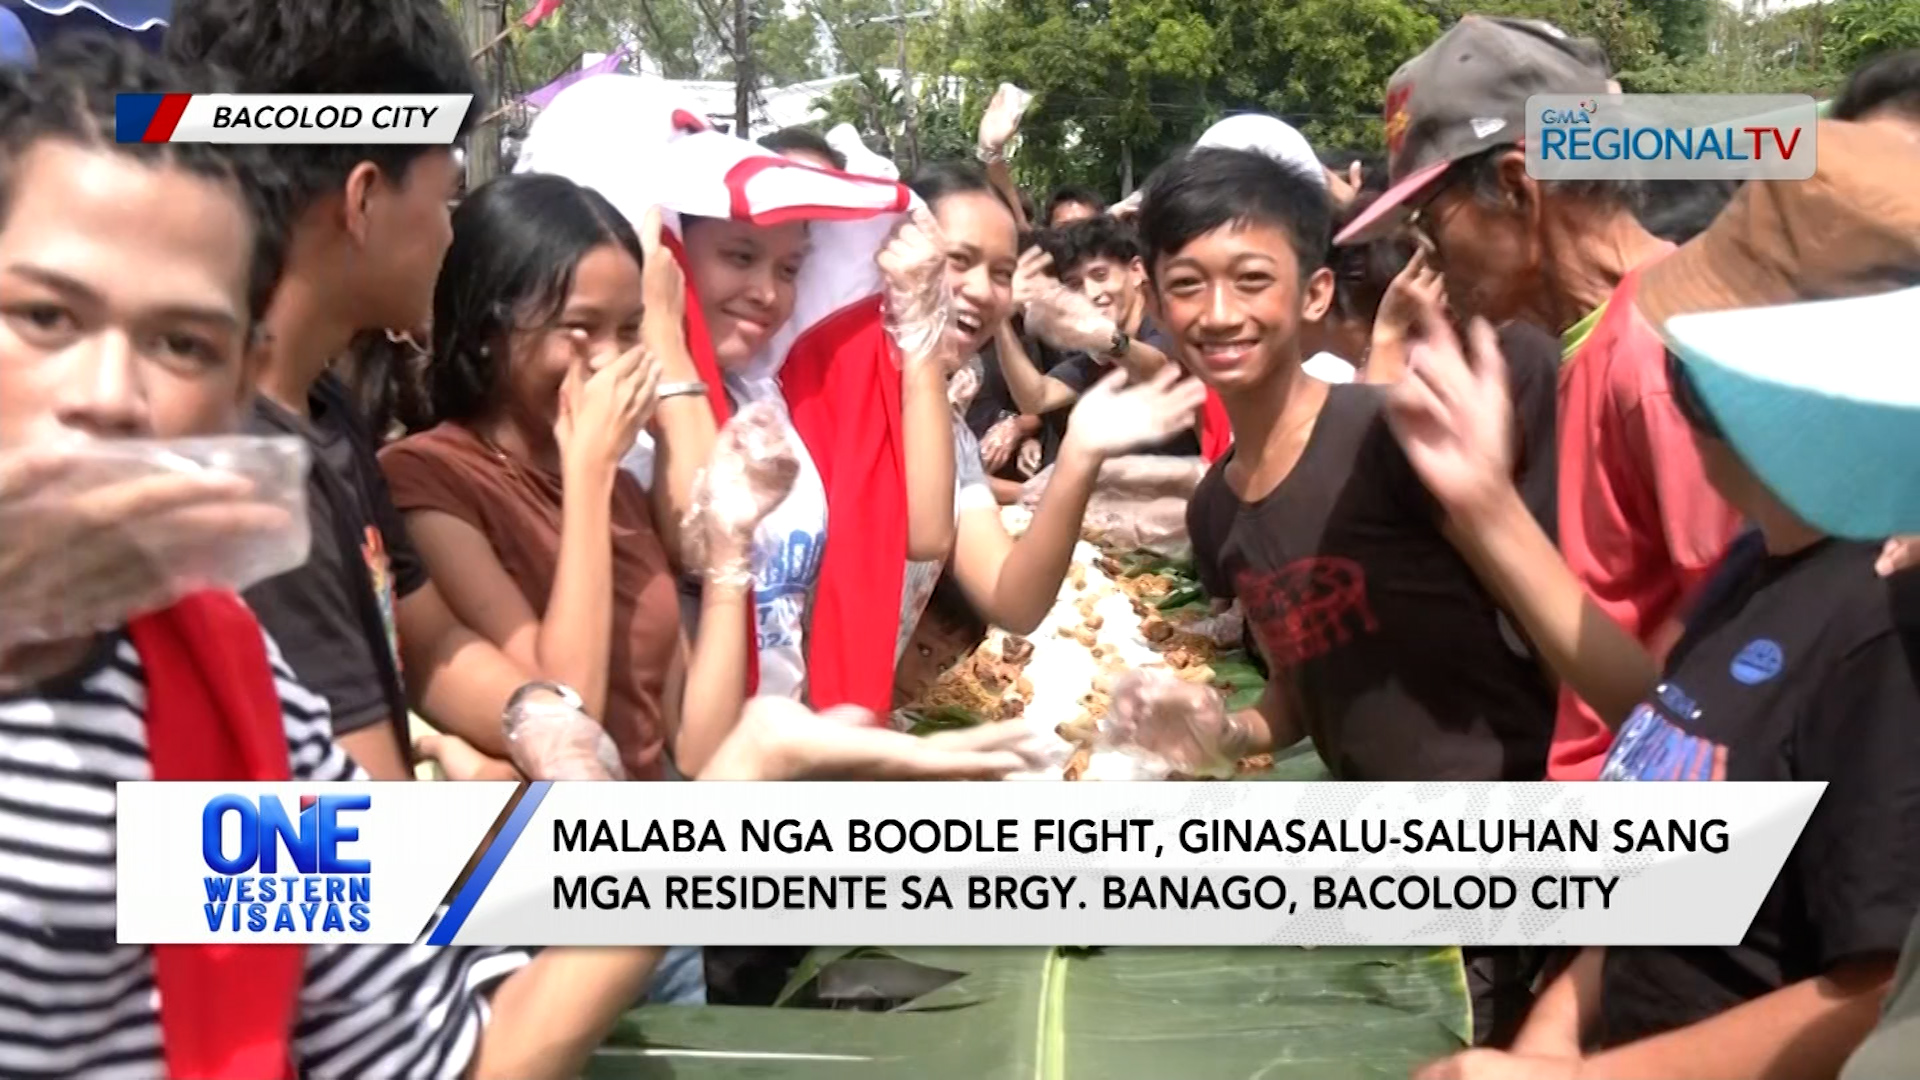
[523,45,629,110]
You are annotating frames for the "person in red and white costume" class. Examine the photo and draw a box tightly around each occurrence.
[518,76,957,716]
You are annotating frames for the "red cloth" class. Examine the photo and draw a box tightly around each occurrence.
[1550,265,1743,780]
[779,299,908,717]
[520,0,565,29]
[129,592,302,1080]
[1199,389,1233,462]
[663,229,763,698]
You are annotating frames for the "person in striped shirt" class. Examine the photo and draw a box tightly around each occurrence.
[0,38,1044,1080]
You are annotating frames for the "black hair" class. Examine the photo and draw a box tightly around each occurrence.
[1448,143,1640,214]
[1832,49,1920,122]
[1037,215,1141,277]
[1636,179,1740,244]
[1136,146,1330,280]
[164,0,477,216]
[0,35,284,325]
[908,159,1016,216]
[426,173,642,426]
[758,126,846,170]
[1044,184,1106,223]
[1325,193,1415,326]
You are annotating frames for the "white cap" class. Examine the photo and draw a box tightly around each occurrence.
[1195,114,1326,188]
[826,124,899,181]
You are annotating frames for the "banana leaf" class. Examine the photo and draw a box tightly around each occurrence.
[590,943,1470,1078]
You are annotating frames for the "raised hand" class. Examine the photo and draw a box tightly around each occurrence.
[877,208,954,372]
[948,359,984,410]
[1324,160,1364,212]
[1063,365,1208,460]
[977,82,1033,157]
[682,401,802,586]
[1385,288,1515,521]
[1023,283,1118,355]
[1012,246,1059,310]
[637,205,693,375]
[555,332,660,476]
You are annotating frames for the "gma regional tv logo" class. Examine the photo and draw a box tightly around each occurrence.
[1526,93,1817,181]
[201,793,372,934]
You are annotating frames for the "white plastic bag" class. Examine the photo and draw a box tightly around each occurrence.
[0,436,310,653]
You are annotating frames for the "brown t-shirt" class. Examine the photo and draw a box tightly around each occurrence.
[379,424,676,780]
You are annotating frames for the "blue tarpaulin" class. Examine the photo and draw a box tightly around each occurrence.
[3,1,171,61]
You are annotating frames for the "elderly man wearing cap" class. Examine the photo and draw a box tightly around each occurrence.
[1391,119,1920,1080]
[1341,15,1744,784]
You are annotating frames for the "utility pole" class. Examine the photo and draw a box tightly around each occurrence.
[894,0,919,173]
[733,0,753,136]
[462,0,502,188]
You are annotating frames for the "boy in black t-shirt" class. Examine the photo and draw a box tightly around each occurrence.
[1135,146,1559,786]
[165,0,559,779]
[1136,146,1560,1049]
[1396,121,1920,1080]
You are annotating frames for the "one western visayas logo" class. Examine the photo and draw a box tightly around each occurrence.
[201,794,372,933]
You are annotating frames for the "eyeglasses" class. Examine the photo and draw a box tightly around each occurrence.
[1404,184,1463,264]
[1666,350,1723,438]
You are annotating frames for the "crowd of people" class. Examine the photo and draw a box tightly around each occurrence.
[0,1,1917,1076]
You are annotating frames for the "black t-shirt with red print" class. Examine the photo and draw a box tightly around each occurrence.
[1598,535,1920,1047]
[1187,324,1560,781]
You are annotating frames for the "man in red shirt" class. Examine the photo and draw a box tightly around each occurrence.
[1337,16,1743,779]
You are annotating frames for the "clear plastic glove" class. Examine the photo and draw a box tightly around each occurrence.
[1012,247,1060,311]
[0,437,309,657]
[504,692,626,781]
[948,357,984,411]
[1023,280,1118,355]
[1020,454,1207,510]
[979,415,1023,473]
[1081,498,1192,558]
[1063,366,1208,460]
[682,401,802,587]
[704,696,1055,780]
[978,83,1033,157]
[877,208,954,373]
[1017,438,1043,478]
[1102,670,1250,779]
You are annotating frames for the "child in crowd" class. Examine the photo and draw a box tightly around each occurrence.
[165,0,569,779]
[1400,120,1920,1080]
[1136,145,1562,1044]
[518,74,955,717]
[896,162,1206,647]
[380,174,764,786]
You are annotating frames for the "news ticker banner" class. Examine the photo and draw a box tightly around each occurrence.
[117,781,1822,948]
[1526,94,1818,181]
[115,94,472,144]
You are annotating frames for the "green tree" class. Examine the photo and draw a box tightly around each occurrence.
[1827,0,1920,73]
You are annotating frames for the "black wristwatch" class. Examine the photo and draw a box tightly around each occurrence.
[1105,329,1131,358]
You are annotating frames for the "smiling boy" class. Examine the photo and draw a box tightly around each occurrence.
[1138,146,1562,1043]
